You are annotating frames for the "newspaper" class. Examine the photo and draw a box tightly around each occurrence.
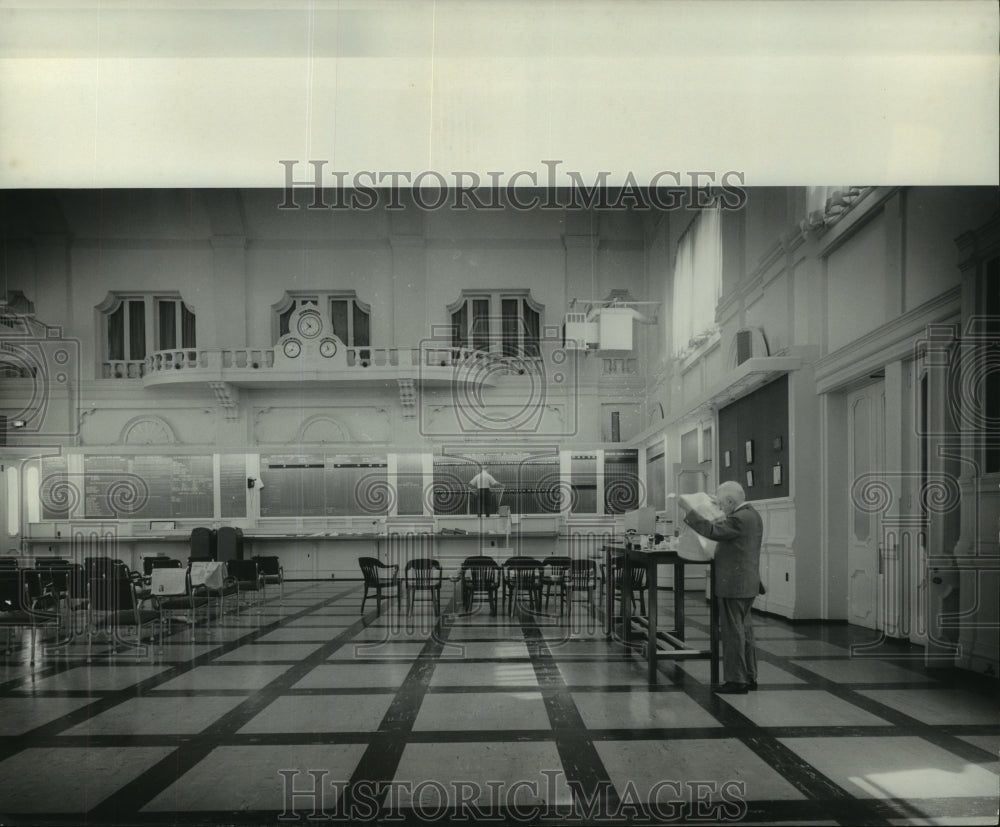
[677,492,723,562]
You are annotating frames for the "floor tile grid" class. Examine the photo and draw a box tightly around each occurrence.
[679,606,1000,770]
[597,595,915,825]
[674,602,1000,823]
[3,581,997,825]
[0,584,365,816]
[88,585,383,818]
[519,610,646,817]
[337,592,477,817]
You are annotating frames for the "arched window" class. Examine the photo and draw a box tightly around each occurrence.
[98,292,196,377]
[273,291,371,346]
[448,290,542,357]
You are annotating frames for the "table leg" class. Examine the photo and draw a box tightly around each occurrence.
[674,560,684,638]
[621,553,632,647]
[646,557,657,684]
[709,563,720,686]
[604,547,613,639]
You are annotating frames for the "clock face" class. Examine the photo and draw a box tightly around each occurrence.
[283,339,302,358]
[319,338,338,358]
[297,312,322,339]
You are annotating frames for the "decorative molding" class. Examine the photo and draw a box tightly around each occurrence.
[209,381,241,421]
[814,286,962,394]
[297,415,350,444]
[120,415,177,445]
[397,378,417,419]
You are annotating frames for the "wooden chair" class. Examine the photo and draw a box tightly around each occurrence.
[459,556,501,616]
[358,557,400,616]
[502,556,543,616]
[561,558,598,612]
[404,558,443,616]
[540,555,572,612]
[601,558,648,616]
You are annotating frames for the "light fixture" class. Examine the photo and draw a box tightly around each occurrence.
[11,420,26,429]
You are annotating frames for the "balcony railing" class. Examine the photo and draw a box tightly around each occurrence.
[101,345,531,385]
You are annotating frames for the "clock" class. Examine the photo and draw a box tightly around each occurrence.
[319,338,338,358]
[283,339,302,358]
[296,311,322,339]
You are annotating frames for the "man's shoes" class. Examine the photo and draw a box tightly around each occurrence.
[748,679,758,691]
[715,682,749,695]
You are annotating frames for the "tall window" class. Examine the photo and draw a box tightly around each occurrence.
[274,292,370,346]
[671,206,722,357]
[103,293,196,364]
[449,291,541,357]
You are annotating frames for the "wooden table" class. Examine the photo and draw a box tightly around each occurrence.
[604,545,719,686]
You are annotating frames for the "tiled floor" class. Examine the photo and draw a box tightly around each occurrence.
[0,581,997,825]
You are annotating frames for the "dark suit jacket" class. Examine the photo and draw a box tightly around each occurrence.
[684,503,763,598]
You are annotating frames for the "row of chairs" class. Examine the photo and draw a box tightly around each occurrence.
[0,554,284,662]
[359,555,647,618]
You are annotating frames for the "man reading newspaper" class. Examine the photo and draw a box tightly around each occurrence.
[677,481,763,695]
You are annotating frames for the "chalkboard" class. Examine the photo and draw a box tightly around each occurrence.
[39,455,70,520]
[83,455,214,519]
[432,451,560,515]
[258,455,389,517]
[220,454,247,519]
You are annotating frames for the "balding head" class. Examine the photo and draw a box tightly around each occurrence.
[715,481,746,514]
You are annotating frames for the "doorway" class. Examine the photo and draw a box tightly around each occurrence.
[846,380,886,631]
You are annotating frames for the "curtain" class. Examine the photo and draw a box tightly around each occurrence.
[671,205,722,356]
[128,300,146,360]
[107,303,124,361]
[158,300,176,350]
[181,302,196,348]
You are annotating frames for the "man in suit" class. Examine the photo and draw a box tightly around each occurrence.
[679,481,763,694]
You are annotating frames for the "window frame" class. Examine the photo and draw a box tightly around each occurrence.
[98,291,196,375]
[272,290,371,346]
[447,290,543,358]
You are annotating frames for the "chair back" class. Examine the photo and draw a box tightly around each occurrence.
[567,558,597,586]
[84,557,122,580]
[226,558,260,586]
[461,556,500,590]
[405,558,442,587]
[217,526,244,562]
[190,526,217,561]
[0,568,24,611]
[88,570,138,614]
[504,556,542,585]
[143,555,181,576]
[253,555,281,576]
[51,563,87,599]
[358,557,383,586]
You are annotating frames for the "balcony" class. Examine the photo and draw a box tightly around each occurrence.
[113,345,524,389]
